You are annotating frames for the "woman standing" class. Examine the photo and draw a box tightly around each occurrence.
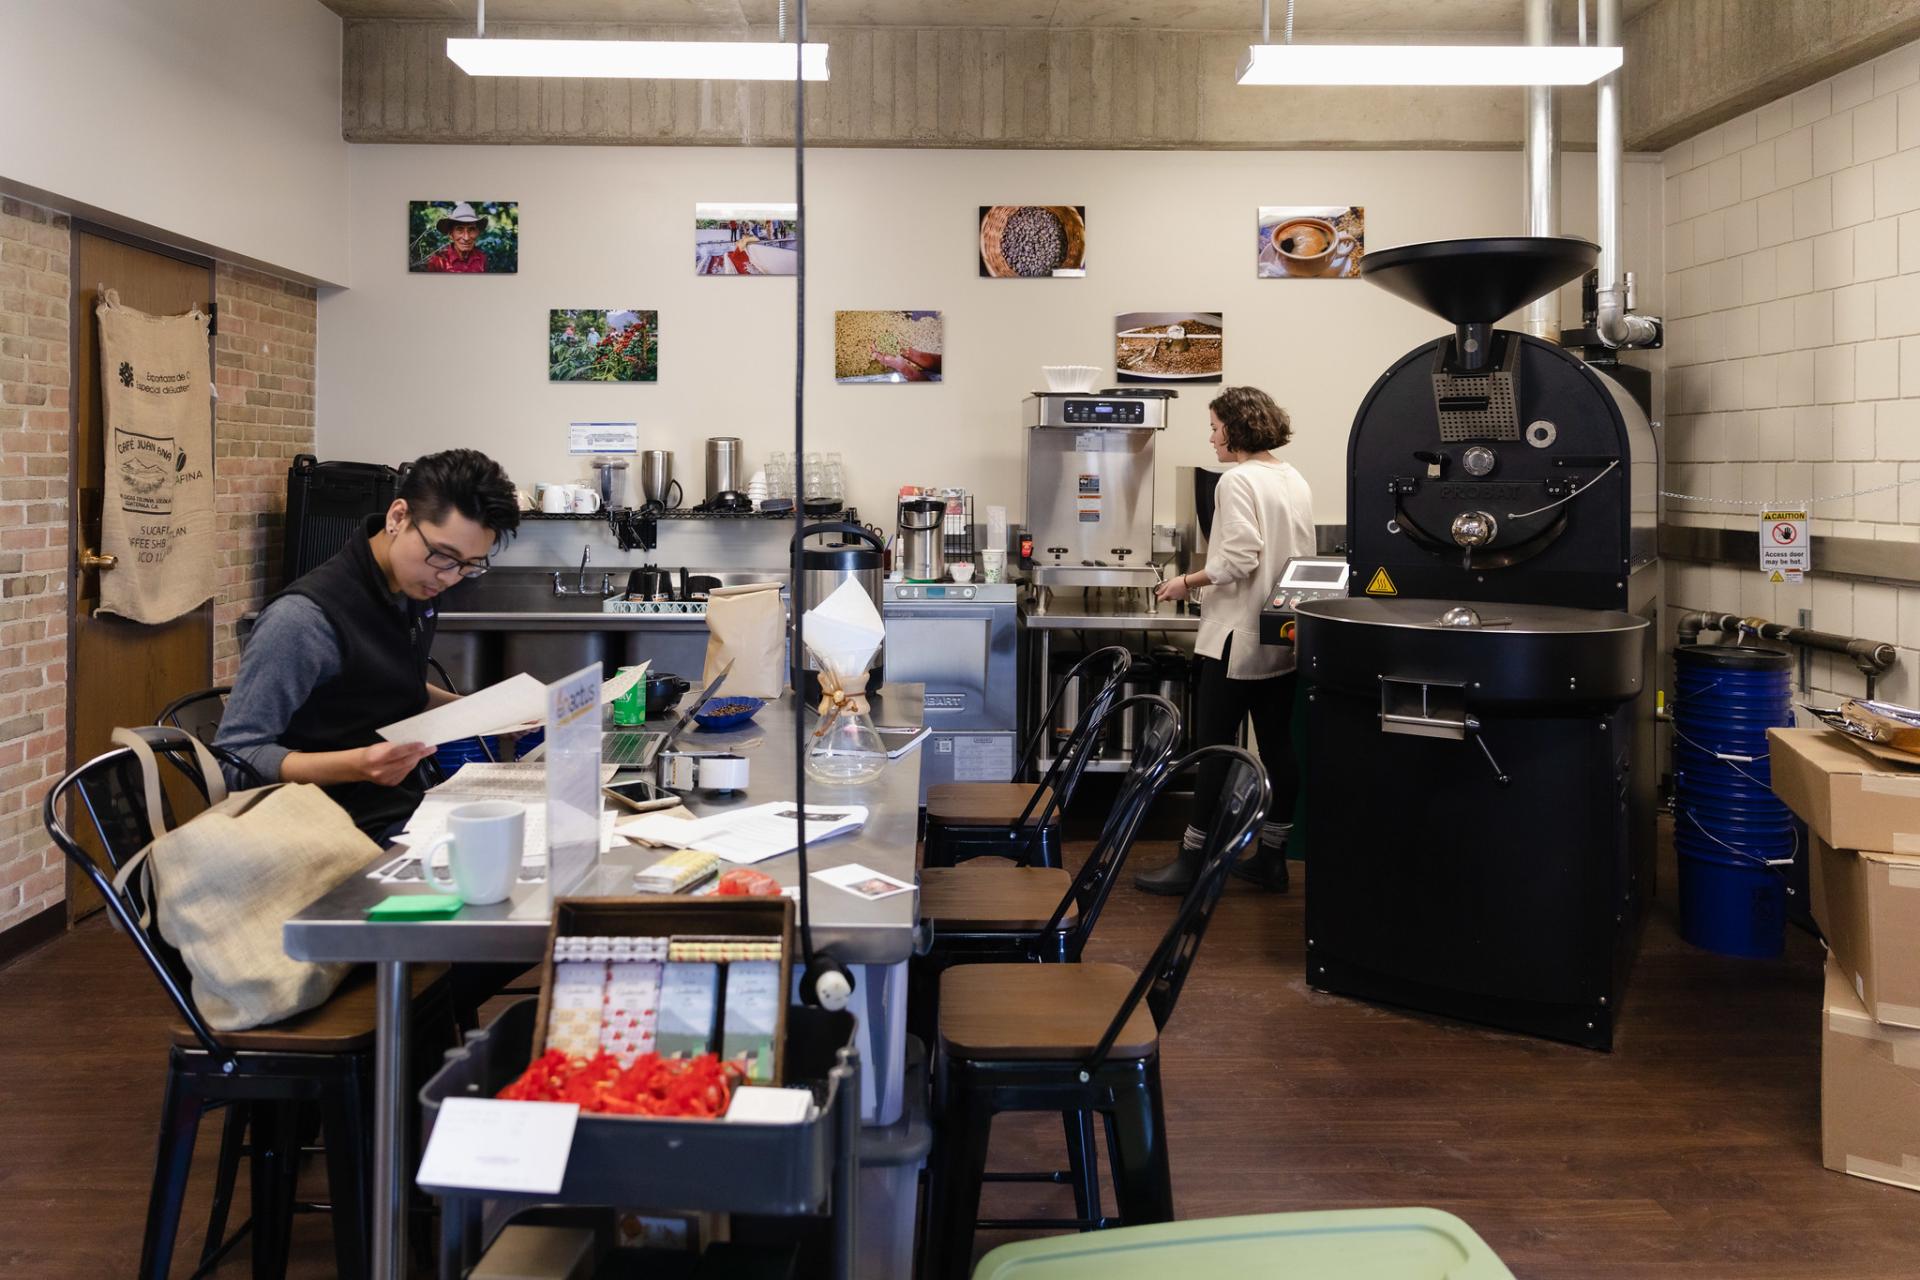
[1135,387,1316,895]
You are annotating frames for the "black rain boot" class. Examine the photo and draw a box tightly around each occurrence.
[1134,828,1204,896]
[1230,822,1292,892]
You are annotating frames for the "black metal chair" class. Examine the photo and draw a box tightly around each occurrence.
[922,646,1133,869]
[45,727,452,1280]
[911,694,1183,1231]
[922,746,1271,1277]
[156,686,270,790]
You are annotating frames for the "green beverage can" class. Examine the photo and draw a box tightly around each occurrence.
[612,669,647,726]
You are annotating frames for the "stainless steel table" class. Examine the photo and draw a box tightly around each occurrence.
[285,688,926,1280]
[1021,604,1200,774]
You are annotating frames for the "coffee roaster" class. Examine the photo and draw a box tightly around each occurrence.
[1294,237,1658,1050]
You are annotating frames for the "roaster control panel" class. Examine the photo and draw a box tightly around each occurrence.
[1260,556,1350,645]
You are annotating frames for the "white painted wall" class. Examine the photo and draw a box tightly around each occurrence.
[319,143,1663,537]
[1661,36,1920,705]
[0,0,347,284]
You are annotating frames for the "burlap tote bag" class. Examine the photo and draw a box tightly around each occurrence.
[94,289,217,624]
[703,581,788,698]
[108,728,378,1031]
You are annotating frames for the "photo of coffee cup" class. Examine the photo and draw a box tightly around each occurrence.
[1257,205,1364,280]
[1272,217,1346,276]
[423,800,524,905]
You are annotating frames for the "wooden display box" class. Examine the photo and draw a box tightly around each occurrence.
[531,896,795,1085]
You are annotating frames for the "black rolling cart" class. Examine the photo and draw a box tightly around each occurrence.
[419,997,862,1279]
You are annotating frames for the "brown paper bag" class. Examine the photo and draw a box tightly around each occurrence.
[704,581,787,698]
[95,290,216,624]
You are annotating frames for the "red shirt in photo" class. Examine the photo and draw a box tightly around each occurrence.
[421,245,487,273]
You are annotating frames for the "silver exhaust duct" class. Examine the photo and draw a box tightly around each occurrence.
[1522,0,1561,341]
[1593,0,1660,348]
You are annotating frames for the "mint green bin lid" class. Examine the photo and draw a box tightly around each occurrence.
[971,1208,1516,1279]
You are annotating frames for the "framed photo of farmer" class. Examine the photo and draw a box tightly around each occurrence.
[408,200,519,273]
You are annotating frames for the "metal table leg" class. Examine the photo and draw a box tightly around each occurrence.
[373,960,411,1280]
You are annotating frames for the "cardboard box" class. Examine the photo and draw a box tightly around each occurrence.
[1823,959,1920,1194]
[1810,833,1920,1029]
[1768,727,1920,854]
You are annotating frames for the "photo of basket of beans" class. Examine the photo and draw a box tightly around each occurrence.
[978,205,1087,278]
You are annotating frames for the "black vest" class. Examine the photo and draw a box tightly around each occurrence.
[271,515,437,835]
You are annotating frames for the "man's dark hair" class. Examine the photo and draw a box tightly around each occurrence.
[398,449,520,540]
[1209,386,1292,453]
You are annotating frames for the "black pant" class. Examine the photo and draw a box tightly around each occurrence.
[1188,636,1298,838]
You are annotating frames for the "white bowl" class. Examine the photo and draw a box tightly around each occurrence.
[1042,364,1101,393]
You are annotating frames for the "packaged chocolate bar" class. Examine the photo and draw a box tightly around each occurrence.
[546,936,606,1061]
[720,960,781,1084]
[668,935,784,964]
[656,962,720,1059]
[599,946,663,1067]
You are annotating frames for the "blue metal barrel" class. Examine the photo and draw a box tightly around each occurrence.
[1670,644,1796,957]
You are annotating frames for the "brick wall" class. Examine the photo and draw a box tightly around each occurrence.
[0,199,72,934]
[0,207,317,940]
[212,264,316,682]
[1661,38,1920,706]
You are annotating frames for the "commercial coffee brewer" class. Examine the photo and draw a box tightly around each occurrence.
[1292,237,1659,1050]
[1020,388,1172,607]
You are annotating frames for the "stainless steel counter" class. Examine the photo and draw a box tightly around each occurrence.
[284,685,925,968]
[436,611,710,632]
[1021,610,1199,632]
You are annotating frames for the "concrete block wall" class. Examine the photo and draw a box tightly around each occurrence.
[1662,39,1920,708]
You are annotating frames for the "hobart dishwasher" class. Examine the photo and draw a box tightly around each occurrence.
[881,582,1021,803]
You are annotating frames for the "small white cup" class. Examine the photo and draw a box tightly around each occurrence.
[950,561,976,583]
[980,549,1006,583]
[569,485,602,514]
[540,486,572,514]
[423,800,524,905]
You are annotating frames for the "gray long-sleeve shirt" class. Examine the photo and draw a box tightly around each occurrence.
[214,595,345,789]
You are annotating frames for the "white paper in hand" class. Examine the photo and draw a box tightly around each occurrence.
[801,578,886,682]
[379,673,548,747]
[416,1097,578,1195]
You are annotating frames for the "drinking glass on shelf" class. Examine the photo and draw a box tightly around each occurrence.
[824,452,845,500]
[766,451,790,499]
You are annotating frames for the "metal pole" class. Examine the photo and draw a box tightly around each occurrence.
[1595,0,1622,304]
[372,960,411,1280]
[1523,0,1561,342]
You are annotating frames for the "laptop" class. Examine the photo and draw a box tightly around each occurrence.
[603,664,730,770]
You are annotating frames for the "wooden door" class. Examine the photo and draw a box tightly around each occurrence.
[65,230,215,920]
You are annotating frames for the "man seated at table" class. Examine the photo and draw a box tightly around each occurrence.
[218,448,520,838]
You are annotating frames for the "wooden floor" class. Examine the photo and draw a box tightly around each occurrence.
[3,822,1918,1277]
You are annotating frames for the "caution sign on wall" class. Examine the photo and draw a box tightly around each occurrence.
[1758,509,1809,583]
[95,289,215,624]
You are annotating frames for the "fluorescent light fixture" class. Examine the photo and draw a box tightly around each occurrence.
[1235,42,1621,86]
[447,37,829,81]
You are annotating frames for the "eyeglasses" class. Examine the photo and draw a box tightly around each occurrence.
[409,524,491,578]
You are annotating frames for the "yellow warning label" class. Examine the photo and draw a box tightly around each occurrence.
[1768,569,1786,583]
[1365,567,1398,596]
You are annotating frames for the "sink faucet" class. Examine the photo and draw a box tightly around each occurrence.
[552,545,613,597]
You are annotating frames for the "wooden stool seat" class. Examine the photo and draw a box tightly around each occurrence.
[939,962,1158,1061]
[926,782,1054,827]
[920,866,1077,931]
[169,963,450,1053]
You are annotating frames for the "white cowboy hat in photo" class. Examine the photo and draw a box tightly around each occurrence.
[435,201,486,234]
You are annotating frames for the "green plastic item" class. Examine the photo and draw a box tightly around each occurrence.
[366,893,464,920]
[970,1208,1516,1279]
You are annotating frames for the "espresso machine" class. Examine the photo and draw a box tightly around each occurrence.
[1020,388,1172,606]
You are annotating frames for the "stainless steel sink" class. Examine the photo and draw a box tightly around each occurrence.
[438,568,619,614]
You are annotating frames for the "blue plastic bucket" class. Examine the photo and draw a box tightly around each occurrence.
[1670,644,1795,958]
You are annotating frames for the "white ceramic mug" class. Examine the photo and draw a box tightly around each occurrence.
[568,485,602,514]
[423,800,524,905]
[540,485,573,514]
[980,549,1006,583]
